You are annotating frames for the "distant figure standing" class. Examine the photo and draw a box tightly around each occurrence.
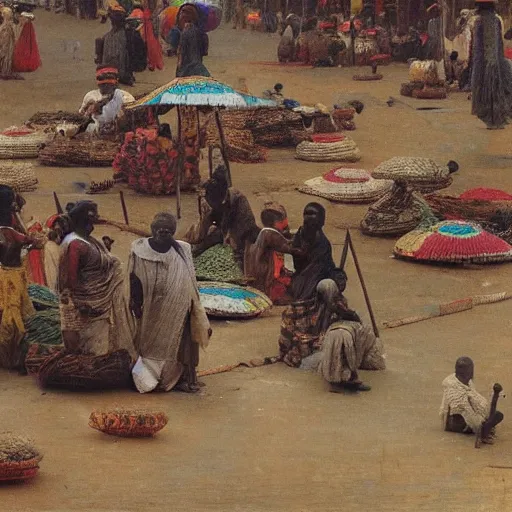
[425,3,445,82]
[470,0,512,129]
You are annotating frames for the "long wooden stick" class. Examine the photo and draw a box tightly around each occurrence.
[119,191,129,225]
[96,218,150,237]
[214,109,233,187]
[53,191,63,215]
[346,229,379,337]
[176,106,183,219]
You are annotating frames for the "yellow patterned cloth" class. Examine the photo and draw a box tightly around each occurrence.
[0,266,35,369]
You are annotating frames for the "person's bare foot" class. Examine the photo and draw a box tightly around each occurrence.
[329,381,372,393]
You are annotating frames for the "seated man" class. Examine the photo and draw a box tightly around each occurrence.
[440,357,504,444]
[79,66,135,136]
[185,166,260,271]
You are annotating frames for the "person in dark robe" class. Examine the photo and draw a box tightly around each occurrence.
[290,202,341,301]
[96,6,137,86]
[169,3,210,77]
[470,0,512,129]
[425,3,445,81]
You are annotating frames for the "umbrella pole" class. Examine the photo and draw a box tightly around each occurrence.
[176,106,182,219]
[208,145,214,178]
[214,109,232,187]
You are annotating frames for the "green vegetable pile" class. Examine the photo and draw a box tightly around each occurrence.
[22,310,62,348]
[193,244,245,284]
[28,284,59,310]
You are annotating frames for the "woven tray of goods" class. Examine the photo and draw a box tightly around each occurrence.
[89,410,169,438]
[194,244,246,284]
[0,434,43,482]
[393,220,512,264]
[0,127,50,159]
[295,134,361,163]
[198,282,272,319]
[298,167,392,203]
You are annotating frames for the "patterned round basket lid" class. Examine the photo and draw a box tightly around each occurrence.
[0,434,42,482]
[89,410,169,438]
[198,282,272,318]
[299,167,392,203]
[459,188,512,201]
[372,157,455,185]
[394,220,512,264]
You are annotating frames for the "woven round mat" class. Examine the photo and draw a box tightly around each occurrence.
[394,220,512,264]
[0,161,38,192]
[0,132,50,160]
[295,137,361,163]
[372,157,453,191]
[198,281,272,318]
[298,167,392,204]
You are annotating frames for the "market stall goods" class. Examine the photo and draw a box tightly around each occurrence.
[295,137,361,163]
[459,188,512,202]
[298,167,392,203]
[360,182,428,237]
[372,157,458,193]
[393,220,512,264]
[198,282,272,318]
[194,244,246,283]
[0,433,42,482]
[0,161,38,192]
[409,60,439,85]
[26,111,87,132]
[38,138,119,167]
[0,130,50,159]
[411,87,447,100]
[89,410,169,438]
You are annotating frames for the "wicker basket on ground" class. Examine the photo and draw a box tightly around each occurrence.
[38,137,120,167]
[372,157,458,193]
[89,410,169,437]
[0,161,38,192]
[412,87,447,100]
[0,434,43,482]
[296,136,361,162]
[360,181,428,237]
[393,220,512,264]
[298,167,392,203]
[0,131,50,159]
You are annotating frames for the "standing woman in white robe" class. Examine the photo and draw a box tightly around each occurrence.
[129,212,211,394]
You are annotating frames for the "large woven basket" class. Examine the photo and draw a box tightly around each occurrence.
[296,137,361,163]
[0,132,50,159]
[372,157,456,192]
[0,161,38,192]
[360,182,426,237]
[298,167,392,203]
[38,138,119,167]
[198,281,272,318]
[89,410,169,438]
[394,220,512,264]
[0,434,42,482]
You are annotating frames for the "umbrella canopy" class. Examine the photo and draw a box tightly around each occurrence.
[126,76,277,109]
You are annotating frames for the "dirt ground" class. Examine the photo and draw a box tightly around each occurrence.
[2,12,512,512]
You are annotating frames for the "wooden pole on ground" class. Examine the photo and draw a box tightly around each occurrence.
[53,192,63,214]
[344,229,380,337]
[119,191,129,225]
[214,109,232,187]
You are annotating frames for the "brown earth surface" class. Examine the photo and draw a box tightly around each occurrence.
[2,11,512,512]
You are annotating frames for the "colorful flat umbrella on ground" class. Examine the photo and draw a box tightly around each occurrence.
[127,76,277,109]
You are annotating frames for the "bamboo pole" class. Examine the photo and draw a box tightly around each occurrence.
[214,109,233,187]
[119,191,129,225]
[345,229,380,337]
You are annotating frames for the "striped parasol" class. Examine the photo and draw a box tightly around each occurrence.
[126,76,277,110]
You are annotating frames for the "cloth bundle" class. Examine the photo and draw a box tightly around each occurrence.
[409,60,439,85]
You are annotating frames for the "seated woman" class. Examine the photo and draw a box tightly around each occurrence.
[244,202,301,304]
[290,202,340,301]
[185,167,260,271]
